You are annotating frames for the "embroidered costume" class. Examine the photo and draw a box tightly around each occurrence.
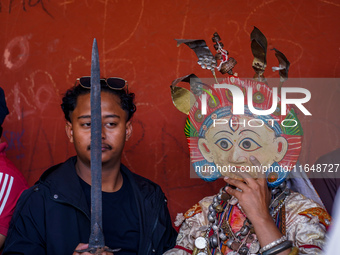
[165,191,329,255]
[167,28,330,254]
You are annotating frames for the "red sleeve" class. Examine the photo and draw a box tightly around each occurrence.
[0,172,28,236]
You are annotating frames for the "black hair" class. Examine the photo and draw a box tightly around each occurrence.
[0,126,2,138]
[61,83,136,122]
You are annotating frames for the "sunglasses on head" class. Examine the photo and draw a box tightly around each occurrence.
[77,76,128,92]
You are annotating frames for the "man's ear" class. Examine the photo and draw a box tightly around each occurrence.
[274,136,288,162]
[65,121,74,143]
[125,121,133,141]
[198,138,214,162]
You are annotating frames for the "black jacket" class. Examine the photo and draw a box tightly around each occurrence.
[3,157,177,255]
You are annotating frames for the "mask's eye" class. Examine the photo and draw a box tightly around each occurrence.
[239,138,261,152]
[215,138,233,151]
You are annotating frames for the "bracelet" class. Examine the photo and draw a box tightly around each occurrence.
[260,236,287,253]
[262,240,293,255]
[288,246,299,255]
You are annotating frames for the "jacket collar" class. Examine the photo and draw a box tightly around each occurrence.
[38,156,91,218]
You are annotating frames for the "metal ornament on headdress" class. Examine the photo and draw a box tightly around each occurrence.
[251,26,267,81]
[212,32,237,76]
[75,39,119,254]
[176,39,218,82]
[170,74,202,114]
[272,48,290,94]
[172,33,237,115]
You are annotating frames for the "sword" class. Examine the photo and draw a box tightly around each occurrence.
[75,39,120,254]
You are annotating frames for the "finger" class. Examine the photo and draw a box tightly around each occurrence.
[224,177,249,191]
[224,184,242,199]
[73,243,89,255]
[234,171,256,185]
[249,155,266,183]
[75,243,89,249]
[249,155,261,167]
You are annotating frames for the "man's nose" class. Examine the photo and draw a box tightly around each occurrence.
[101,125,106,139]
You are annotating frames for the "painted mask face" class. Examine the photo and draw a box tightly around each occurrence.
[198,115,288,180]
[186,77,303,187]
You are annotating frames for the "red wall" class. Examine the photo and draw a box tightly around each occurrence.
[1,0,340,221]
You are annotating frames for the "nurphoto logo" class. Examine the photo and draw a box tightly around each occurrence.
[200,83,311,116]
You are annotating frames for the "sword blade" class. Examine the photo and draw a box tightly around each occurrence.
[89,38,105,249]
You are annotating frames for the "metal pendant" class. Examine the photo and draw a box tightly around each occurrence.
[229,197,238,205]
[246,234,255,243]
[230,241,241,251]
[208,214,216,223]
[226,239,234,249]
[249,240,260,254]
[221,192,231,202]
[240,225,250,236]
[271,199,279,208]
[195,237,208,250]
[209,234,219,249]
[238,246,249,255]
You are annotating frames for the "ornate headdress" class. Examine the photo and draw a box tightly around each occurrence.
[171,27,303,188]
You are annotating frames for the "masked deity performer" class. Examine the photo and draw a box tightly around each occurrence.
[165,30,330,255]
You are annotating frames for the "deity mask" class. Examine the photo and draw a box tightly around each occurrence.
[171,28,303,188]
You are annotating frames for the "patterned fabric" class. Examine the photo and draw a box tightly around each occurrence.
[184,203,202,219]
[164,191,328,255]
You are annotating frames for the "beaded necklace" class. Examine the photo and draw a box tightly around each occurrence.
[192,181,290,255]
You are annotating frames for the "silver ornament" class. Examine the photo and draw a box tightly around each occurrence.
[209,234,218,249]
[219,232,227,241]
[238,246,249,255]
[279,181,286,189]
[207,214,215,223]
[212,202,220,208]
[226,239,234,248]
[212,224,218,231]
[194,236,207,250]
[240,226,250,236]
[271,199,279,208]
[249,240,260,253]
[229,197,238,205]
[271,188,279,195]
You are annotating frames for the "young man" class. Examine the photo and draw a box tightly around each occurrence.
[0,87,29,249]
[3,79,177,254]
